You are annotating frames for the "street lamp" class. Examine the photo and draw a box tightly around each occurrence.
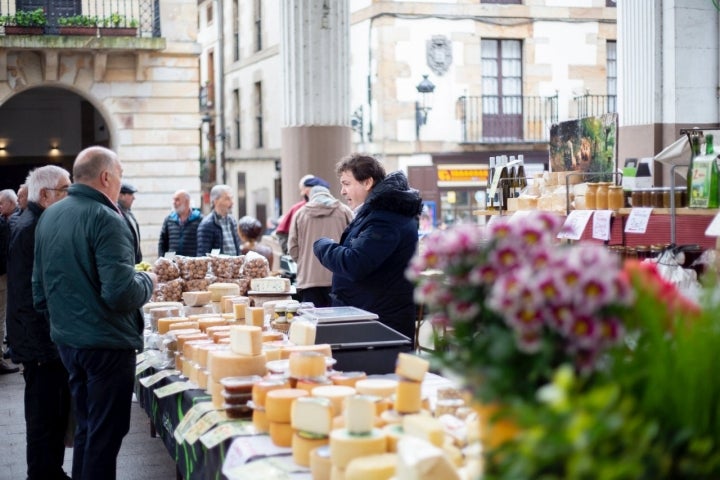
[415,74,435,140]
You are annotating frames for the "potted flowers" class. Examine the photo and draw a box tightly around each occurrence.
[57,14,98,36]
[99,13,138,37]
[0,8,47,35]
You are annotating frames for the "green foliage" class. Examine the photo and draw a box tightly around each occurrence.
[0,8,47,27]
[58,14,98,27]
[101,12,137,28]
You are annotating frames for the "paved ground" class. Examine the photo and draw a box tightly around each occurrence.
[0,361,178,480]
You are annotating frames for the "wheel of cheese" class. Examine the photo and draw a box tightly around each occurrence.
[330,465,345,480]
[291,397,333,435]
[229,325,263,356]
[245,307,265,328]
[208,282,241,302]
[157,316,188,334]
[265,388,308,423]
[292,432,329,467]
[296,377,333,393]
[168,321,200,332]
[195,344,228,369]
[395,352,429,382]
[355,379,398,398]
[207,350,267,382]
[310,445,332,480]
[252,407,269,433]
[252,378,291,407]
[329,371,367,388]
[311,385,356,416]
[268,421,293,447]
[394,379,422,414]
[182,339,214,363]
[289,351,326,379]
[198,317,228,332]
[343,395,376,435]
[329,428,387,469]
[345,453,397,480]
[175,333,209,353]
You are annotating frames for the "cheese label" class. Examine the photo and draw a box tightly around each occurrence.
[154,380,194,399]
[136,352,148,364]
[183,410,227,445]
[174,402,216,443]
[200,421,253,449]
[135,360,152,376]
[139,369,180,388]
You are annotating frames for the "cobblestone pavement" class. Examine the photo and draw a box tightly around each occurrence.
[0,361,178,480]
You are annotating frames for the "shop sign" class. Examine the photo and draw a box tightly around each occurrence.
[437,168,489,183]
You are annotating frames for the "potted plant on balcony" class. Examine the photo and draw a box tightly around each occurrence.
[1,8,47,35]
[99,13,138,37]
[58,14,98,36]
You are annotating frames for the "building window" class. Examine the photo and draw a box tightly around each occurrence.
[232,0,239,61]
[233,89,241,149]
[206,3,213,25]
[254,82,263,148]
[481,38,523,140]
[607,41,617,113]
[606,0,616,7]
[254,0,262,52]
[237,172,247,218]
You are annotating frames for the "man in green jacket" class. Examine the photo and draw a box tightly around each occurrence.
[32,146,157,480]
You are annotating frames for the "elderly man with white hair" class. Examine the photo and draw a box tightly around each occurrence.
[196,184,240,256]
[7,165,72,479]
[158,189,203,257]
[0,187,19,370]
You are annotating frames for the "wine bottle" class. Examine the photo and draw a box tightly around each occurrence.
[687,133,701,195]
[706,134,718,208]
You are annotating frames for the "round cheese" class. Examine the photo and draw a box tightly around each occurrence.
[208,282,241,302]
[355,379,398,398]
[207,350,267,382]
[329,428,387,469]
[252,378,291,407]
[310,445,332,480]
[383,424,404,452]
[252,407,269,433]
[330,371,367,388]
[292,432,329,468]
[311,385,356,416]
[345,453,397,480]
[394,379,422,414]
[195,344,228,369]
[157,316,188,334]
[265,388,309,423]
[182,339,214,363]
[175,333,209,353]
[269,421,293,447]
[291,397,333,436]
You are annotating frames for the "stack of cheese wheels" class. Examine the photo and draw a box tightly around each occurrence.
[265,388,308,447]
[393,353,430,415]
[396,435,461,480]
[310,385,356,417]
[250,378,290,433]
[309,445,332,480]
[355,378,398,415]
[195,343,228,390]
[329,395,387,478]
[219,375,260,419]
[290,396,334,466]
[207,338,267,408]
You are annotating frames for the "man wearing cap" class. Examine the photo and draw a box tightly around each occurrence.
[118,183,142,263]
[275,175,330,254]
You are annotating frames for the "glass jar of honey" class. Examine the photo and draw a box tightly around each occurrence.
[631,189,644,207]
[608,185,625,210]
[585,182,599,210]
[596,182,611,209]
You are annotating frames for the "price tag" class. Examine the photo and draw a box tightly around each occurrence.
[624,207,653,234]
[200,421,253,449]
[139,369,180,388]
[164,251,176,259]
[705,212,720,237]
[154,380,193,399]
[184,410,228,445]
[557,210,593,240]
[135,360,152,376]
[592,210,613,241]
[174,402,216,444]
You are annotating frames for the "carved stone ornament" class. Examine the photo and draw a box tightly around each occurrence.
[426,35,453,76]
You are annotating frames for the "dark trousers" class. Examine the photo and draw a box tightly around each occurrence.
[23,358,71,480]
[299,286,332,308]
[57,346,136,480]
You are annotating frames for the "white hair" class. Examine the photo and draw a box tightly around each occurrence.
[0,188,17,204]
[210,184,232,203]
[26,165,71,202]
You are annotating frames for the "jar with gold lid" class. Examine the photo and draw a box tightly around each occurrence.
[585,182,599,210]
[596,182,611,209]
[608,185,625,210]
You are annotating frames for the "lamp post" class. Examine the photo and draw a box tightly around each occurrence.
[415,74,435,140]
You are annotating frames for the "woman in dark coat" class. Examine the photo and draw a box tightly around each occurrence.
[313,154,422,340]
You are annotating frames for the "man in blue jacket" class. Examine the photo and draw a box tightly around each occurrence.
[158,189,203,257]
[32,146,157,480]
[196,184,240,256]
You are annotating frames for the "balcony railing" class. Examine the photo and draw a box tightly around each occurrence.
[1,0,161,37]
[571,92,616,119]
[458,94,559,144]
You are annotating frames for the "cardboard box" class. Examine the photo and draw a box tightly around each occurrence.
[315,321,413,374]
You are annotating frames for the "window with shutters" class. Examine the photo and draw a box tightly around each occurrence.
[481,38,523,140]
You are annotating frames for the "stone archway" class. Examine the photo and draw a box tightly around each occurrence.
[0,86,111,190]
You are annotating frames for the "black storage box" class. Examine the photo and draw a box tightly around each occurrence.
[315,320,413,374]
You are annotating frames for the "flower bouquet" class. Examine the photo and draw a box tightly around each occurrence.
[407,211,633,404]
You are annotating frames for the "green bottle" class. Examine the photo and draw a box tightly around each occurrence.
[706,134,718,208]
[687,134,701,197]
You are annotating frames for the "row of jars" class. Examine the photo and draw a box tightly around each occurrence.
[586,182,689,210]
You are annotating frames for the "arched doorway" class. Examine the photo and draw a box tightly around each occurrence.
[0,86,111,190]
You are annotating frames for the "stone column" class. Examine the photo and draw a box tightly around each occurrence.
[280,0,351,212]
[618,0,719,165]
